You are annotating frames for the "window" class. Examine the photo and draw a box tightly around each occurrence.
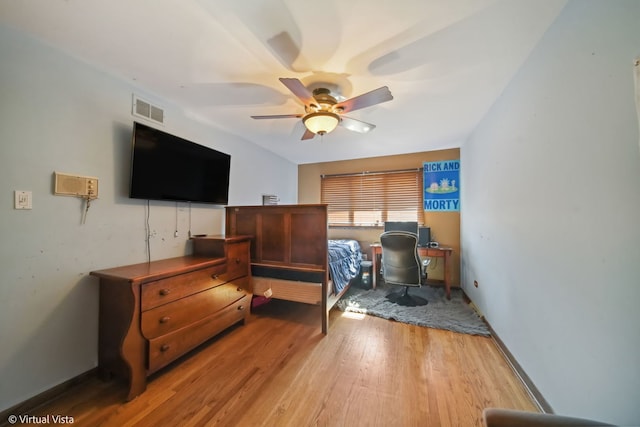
[321,169,424,227]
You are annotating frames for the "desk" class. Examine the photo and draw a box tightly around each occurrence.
[370,244,453,299]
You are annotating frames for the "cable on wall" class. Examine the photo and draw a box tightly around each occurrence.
[81,196,92,225]
[188,202,192,238]
[145,199,151,263]
[175,202,179,238]
[634,57,640,152]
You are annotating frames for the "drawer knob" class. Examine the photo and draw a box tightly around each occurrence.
[235,258,241,264]
[159,316,171,324]
[237,287,243,292]
[159,288,170,296]
[238,305,244,311]
[211,274,218,280]
[160,344,171,352]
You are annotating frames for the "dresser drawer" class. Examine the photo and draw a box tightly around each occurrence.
[141,282,246,339]
[229,276,251,295]
[220,241,250,282]
[141,263,227,311]
[147,295,249,373]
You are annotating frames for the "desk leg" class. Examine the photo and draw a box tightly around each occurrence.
[444,251,451,300]
[371,252,378,290]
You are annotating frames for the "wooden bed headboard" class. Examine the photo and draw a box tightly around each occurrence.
[225,204,350,335]
[225,204,329,273]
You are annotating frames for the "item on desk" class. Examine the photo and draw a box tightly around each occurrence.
[429,241,439,248]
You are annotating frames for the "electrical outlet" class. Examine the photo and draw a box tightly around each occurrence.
[14,191,32,210]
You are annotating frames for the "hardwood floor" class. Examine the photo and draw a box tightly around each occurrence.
[3,300,538,427]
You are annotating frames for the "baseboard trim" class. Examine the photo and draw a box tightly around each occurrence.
[461,288,553,414]
[485,322,554,414]
[0,368,96,421]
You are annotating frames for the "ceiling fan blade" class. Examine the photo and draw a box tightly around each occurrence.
[279,78,316,107]
[335,86,393,114]
[340,116,377,133]
[301,128,316,140]
[251,114,303,119]
[267,32,311,73]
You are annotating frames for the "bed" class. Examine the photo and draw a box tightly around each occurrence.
[225,204,362,334]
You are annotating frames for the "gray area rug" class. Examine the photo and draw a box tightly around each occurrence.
[336,284,490,336]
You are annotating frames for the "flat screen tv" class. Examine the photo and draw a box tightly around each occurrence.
[129,122,231,204]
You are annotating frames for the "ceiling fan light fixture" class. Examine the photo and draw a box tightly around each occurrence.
[303,111,340,135]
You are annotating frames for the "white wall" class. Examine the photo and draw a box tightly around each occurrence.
[461,1,640,425]
[0,25,297,411]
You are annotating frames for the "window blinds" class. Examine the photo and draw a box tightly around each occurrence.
[321,169,424,226]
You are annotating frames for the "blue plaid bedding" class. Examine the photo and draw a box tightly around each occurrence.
[328,240,362,294]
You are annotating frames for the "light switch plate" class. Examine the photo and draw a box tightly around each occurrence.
[15,190,32,210]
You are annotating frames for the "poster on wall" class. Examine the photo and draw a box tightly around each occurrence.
[423,160,460,212]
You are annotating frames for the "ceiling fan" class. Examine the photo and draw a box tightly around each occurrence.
[251,78,393,140]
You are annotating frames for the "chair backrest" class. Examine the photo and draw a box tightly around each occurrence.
[380,231,422,286]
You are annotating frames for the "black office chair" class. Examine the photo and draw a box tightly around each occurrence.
[380,231,431,306]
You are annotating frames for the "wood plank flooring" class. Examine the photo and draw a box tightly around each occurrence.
[2,300,538,427]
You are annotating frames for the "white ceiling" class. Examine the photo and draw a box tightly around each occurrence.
[0,0,567,164]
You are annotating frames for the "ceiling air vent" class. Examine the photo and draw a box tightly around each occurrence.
[132,95,164,125]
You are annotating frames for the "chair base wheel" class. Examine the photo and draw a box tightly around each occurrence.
[386,289,428,306]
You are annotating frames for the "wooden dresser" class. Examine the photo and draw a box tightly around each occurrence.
[91,235,251,400]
